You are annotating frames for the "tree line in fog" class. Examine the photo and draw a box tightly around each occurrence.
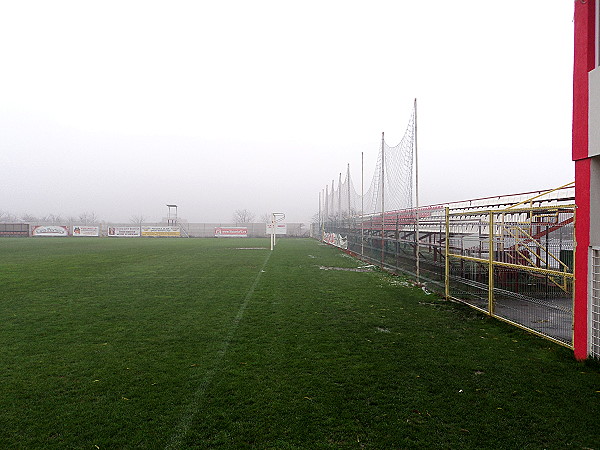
[0,209,276,225]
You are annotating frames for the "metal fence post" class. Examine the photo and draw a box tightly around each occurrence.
[445,207,450,299]
[488,211,494,315]
[395,213,400,271]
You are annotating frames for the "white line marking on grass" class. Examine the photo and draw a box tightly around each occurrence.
[166,252,271,449]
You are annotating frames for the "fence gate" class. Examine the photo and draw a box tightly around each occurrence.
[446,205,575,347]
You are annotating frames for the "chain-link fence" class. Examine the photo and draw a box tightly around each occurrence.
[316,197,575,348]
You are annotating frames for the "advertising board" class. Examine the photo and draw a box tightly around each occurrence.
[32,225,69,237]
[108,226,141,237]
[323,232,348,250]
[72,226,99,237]
[215,227,248,238]
[141,226,180,237]
[0,223,29,237]
[266,223,287,235]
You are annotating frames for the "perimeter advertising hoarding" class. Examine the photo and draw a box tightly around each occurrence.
[0,223,29,237]
[215,227,248,238]
[266,223,287,235]
[108,227,141,237]
[141,226,180,237]
[32,225,69,237]
[323,232,348,250]
[72,226,99,237]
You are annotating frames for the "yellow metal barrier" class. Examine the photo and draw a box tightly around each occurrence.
[445,204,575,348]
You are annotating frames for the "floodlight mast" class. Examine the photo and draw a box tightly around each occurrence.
[270,212,285,251]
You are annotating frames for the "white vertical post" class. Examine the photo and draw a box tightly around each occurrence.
[361,151,364,256]
[270,213,275,251]
[318,192,321,238]
[331,180,335,220]
[338,172,342,220]
[414,98,420,282]
[381,131,385,265]
[322,188,326,237]
[347,163,351,218]
[325,185,329,223]
[270,213,285,250]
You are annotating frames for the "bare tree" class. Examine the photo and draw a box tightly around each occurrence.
[41,214,64,224]
[259,213,271,223]
[0,210,16,222]
[20,213,38,223]
[130,215,146,225]
[233,209,255,223]
[78,212,98,225]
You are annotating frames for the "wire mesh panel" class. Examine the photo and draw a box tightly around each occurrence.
[446,206,574,347]
[493,267,573,345]
[492,207,573,345]
[448,259,490,312]
[446,212,491,311]
[348,208,447,285]
[493,209,574,273]
[591,248,600,358]
[416,210,447,284]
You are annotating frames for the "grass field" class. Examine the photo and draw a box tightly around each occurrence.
[1,237,600,449]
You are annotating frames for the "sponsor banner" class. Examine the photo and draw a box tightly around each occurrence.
[215,227,248,238]
[266,223,287,235]
[72,225,99,237]
[0,223,29,237]
[141,226,181,237]
[323,232,348,250]
[32,225,69,237]
[108,226,141,237]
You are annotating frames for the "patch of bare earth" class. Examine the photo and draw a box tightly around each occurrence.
[319,266,372,272]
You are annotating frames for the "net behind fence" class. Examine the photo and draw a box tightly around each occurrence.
[317,106,575,348]
[321,107,415,222]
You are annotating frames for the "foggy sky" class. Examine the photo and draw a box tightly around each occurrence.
[0,1,575,224]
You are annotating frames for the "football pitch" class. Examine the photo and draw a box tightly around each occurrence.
[1,237,600,449]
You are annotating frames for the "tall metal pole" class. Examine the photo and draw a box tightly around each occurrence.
[445,207,450,299]
[325,185,329,233]
[488,211,494,315]
[347,163,351,217]
[361,151,364,256]
[338,172,342,220]
[414,98,420,282]
[381,131,385,266]
[322,189,326,237]
[318,191,321,238]
[331,180,335,220]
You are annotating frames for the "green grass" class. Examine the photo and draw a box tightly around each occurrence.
[1,237,599,449]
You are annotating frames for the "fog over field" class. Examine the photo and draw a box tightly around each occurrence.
[0,1,574,223]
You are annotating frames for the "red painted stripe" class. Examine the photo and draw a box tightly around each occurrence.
[572,0,595,359]
[574,158,591,359]
[573,0,595,161]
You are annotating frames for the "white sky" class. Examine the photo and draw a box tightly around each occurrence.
[0,1,575,223]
